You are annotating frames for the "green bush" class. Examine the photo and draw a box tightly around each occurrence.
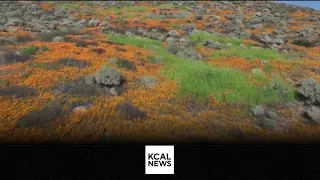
[37,29,81,42]
[39,46,49,51]
[116,59,136,71]
[20,45,39,56]
[292,39,314,47]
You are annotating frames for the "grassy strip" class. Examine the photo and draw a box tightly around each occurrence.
[189,31,243,46]
[212,47,289,61]
[59,3,80,9]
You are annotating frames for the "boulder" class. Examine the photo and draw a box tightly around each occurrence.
[297,78,320,105]
[203,40,222,49]
[88,19,100,27]
[168,30,180,38]
[304,106,320,124]
[52,36,64,42]
[252,105,265,117]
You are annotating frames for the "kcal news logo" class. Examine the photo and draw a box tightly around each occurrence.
[145,146,174,174]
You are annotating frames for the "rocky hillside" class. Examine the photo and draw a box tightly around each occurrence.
[0,1,320,143]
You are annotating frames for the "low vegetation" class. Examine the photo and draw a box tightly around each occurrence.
[20,45,39,56]
[212,46,290,61]
[59,3,80,9]
[189,31,243,46]
[107,33,295,105]
[37,29,81,42]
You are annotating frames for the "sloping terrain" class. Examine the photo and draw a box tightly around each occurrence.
[0,1,320,143]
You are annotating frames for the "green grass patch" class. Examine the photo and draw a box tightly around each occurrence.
[107,32,162,50]
[148,56,165,64]
[212,46,290,61]
[189,31,243,46]
[20,45,39,56]
[39,45,49,51]
[292,39,320,47]
[106,33,296,105]
[59,3,80,9]
[108,6,148,15]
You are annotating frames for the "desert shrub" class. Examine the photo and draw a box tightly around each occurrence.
[292,39,314,47]
[54,77,109,97]
[16,102,69,128]
[148,56,164,64]
[0,50,30,65]
[37,29,81,42]
[116,59,136,71]
[0,86,37,98]
[55,57,91,69]
[28,58,90,70]
[20,45,38,56]
[75,40,88,47]
[16,35,33,43]
[143,14,167,20]
[271,76,296,102]
[117,17,126,24]
[39,45,49,51]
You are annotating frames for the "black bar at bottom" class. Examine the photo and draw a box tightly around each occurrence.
[0,145,319,178]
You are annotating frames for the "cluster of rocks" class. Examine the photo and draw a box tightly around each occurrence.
[0,1,317,50]
[252,78,320,127]
[296,79,320,124]
[166,30,202,60]
[202,1,319,47]
[251,105,287,130]
[145,9,192,19]
[0,2,113,33]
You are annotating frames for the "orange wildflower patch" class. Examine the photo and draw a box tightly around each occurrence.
[291,10,308,18]
[208,57,263,72]
[289,25,302,31]
[270,61,293,73]
[246,27,274,35]
[39,3,54,12]
[243,39,260,46]
[0,28,33,37]
[0,93,55,133]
